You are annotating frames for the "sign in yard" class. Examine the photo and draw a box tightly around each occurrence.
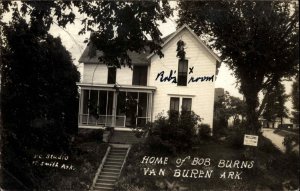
[243,134,259,147]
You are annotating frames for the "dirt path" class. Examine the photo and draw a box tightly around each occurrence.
[262,128,286,152]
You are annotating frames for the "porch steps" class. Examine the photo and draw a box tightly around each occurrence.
[91,145,130,191]
[110,131,144,144]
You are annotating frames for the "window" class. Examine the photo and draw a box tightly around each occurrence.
[169,97,192,113]
[170,97,180,112]
[107,67,116,84]
[178,59,188,86]
[132,66,148,86]
[182,98,192,111]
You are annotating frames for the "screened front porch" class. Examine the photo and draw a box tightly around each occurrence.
[78,84,155,128]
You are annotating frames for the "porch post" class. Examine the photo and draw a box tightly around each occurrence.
[112,91,118,127]
[150,91,154,123]
[78,88,83,125]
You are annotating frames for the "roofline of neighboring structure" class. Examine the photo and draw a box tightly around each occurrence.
[147,24,221,62]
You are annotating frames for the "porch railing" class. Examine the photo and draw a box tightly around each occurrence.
[79,114,126,127]
[79,114,151,128]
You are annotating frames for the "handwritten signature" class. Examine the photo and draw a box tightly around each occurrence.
[155,70,214,84]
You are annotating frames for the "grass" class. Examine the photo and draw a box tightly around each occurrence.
[116,134,299,191]
[274,129,299,137]
[36,129,108,190]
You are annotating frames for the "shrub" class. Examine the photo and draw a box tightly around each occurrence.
[213,117,228,137]
[198,123,211,139]
[226,128,246,149]
[283,135,299,153]
[146,110,200,155]
[76,129,103,143]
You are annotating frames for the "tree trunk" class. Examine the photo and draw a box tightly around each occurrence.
[242,85,261,135]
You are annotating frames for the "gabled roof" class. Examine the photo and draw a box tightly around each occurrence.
[78,44,150,65]
[147,24,221,62]
[78,24,221,65]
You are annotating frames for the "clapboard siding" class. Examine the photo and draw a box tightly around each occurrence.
[80,27,217,130]
[149,28,216,128]
[83,64,134,85]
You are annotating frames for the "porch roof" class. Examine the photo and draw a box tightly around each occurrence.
[77,83,156,93]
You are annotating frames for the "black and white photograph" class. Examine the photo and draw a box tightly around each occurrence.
[0,1,299,190]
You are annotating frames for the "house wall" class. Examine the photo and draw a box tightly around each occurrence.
[82,64,134,85]
[81,28,217,130]
[149,28,217,129]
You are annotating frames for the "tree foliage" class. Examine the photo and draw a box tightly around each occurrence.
[214,91,246,135]
[178,1,299,133]
[262,83,289,127]
[0,1,173,188]
[291,75,299,124]
[1,1,172,68]
[1,14,80,188]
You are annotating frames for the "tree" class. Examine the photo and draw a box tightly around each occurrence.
[214,91,246,134]
[291,75,299,124]
[1,1,172,188]
[262,83,289,128]
[178,1,299,133]
[1,1,172,67]
[1,14,80,188]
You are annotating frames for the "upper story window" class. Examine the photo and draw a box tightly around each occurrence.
[132,66,148,86]
[178,59,188,86]
[107,67,116,84]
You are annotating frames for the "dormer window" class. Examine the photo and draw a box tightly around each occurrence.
[178,59,188,86]
[107,67,116,84]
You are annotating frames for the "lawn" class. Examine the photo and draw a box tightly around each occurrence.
[115,134,299,191]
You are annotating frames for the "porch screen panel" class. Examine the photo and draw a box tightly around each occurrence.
[170,97,179,112]
[107,91,114,115]
[89,90,98,124]
[82,90,89,114]
[117,91,127,115]
[99,91,108,115]
[137,92,148,127]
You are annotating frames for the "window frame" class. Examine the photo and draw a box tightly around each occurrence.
[182,98,192,112]
[177,59,188,86]
[132,65,148,86]
[107,67,117,84]
[170,97,180,112]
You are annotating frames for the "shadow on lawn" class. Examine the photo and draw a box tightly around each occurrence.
[115,133,299,191]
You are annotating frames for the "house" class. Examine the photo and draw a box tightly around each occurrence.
[77,25,221,131]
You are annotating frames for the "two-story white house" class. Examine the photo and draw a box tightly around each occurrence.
[77,25,221,131]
